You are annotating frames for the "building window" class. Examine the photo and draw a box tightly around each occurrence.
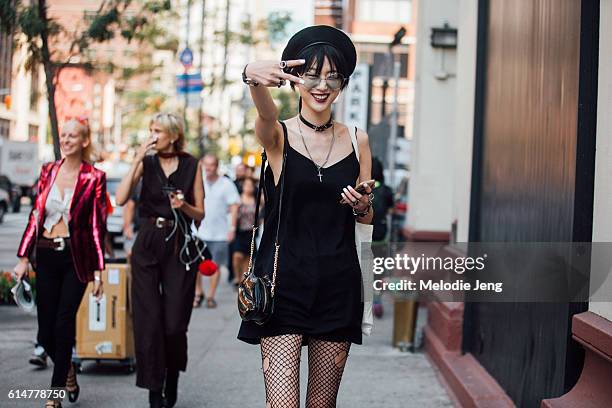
[357,0,412,23]
[372,52,409,78]
[28,125,39,142]
[0,29,13,94]
[0,118,9,138]
[30,68,40,109]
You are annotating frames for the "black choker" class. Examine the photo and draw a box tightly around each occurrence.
[299,112,333,132]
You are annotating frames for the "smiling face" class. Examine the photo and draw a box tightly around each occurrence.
[297,57,343,114]
[60,120,90,159]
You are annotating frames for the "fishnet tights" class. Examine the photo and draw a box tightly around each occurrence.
[260,335,351,408]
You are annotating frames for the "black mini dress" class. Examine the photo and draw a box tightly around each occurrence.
[238,122,363,345]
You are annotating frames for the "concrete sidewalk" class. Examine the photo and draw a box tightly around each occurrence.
[0,275,452,407]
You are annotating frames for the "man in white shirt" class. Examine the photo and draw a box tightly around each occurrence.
[195,154,240,308]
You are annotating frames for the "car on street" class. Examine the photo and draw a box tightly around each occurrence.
[0,174,23,212]
[106,178,125,249]
[0,187,9,223]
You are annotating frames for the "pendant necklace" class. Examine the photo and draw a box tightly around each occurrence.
[297,117,336,182]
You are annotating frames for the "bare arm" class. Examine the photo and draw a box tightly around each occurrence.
[244,60,305,152]
[340,129,374,224]
[229,203,239,230]
[172,161,205,222]
[116,162,143,206]
[116,134,156,206]
[355,129,374,224]
[123,199,135,239]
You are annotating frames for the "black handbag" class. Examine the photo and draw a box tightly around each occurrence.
[237,135,287,325]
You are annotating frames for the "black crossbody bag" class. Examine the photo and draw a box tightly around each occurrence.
[237,127,287,325]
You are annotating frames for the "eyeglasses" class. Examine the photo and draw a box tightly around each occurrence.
[300,73,346,91]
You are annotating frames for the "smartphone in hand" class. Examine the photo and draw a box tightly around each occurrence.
[354,179,375,194]
[340,179,376,204]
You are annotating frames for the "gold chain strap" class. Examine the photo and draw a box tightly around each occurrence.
[271,243,280,297]
[245,226,258,277]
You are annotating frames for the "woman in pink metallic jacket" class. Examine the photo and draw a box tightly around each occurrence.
[14,117,107,408]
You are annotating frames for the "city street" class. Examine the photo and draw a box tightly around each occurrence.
[0,209,452,408]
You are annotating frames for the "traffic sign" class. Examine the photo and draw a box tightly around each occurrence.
[179,47,194,68]
[176,72,204,94]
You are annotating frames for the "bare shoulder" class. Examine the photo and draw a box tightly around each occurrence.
[355,127,370,146]
[334,123,369,143]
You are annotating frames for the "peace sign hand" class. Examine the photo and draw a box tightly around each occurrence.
[244,60,306,88]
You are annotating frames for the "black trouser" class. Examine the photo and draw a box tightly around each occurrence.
[35,246,87,388]
[131,223,197,390]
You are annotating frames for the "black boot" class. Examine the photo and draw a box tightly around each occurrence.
[163,370,179,408]
[149,390,164,408]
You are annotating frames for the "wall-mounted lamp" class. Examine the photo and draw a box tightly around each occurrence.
[390,26,407,49]
[430,23,458,49]
[430,22,457,80]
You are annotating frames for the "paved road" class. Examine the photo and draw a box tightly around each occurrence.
[0,206,30,272]
[0,209,453,407]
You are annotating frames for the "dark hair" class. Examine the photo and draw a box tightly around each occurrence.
[371,157,384,183]
[242,176,257,197]
[288,44,351,90]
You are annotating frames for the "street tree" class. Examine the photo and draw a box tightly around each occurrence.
[204,10,293,157]
[0,0,173,160]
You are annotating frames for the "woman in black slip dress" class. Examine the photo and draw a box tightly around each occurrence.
[238,25,374,407]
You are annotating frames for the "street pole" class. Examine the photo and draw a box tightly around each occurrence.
[184,0,192,135]
[197,0,207,154]
[387,27,406,191]
[388,54,401,191]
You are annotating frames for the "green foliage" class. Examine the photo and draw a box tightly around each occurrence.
[17,5,44,39]
[144,0,171,14]
[267,11,292,44]
[87,7,120,42]
[0,0,19,34]
[121,89,168,143]
[0,271,15,304]
[272,89,298,120]
[1,0,176,70]
[0,271,36,305]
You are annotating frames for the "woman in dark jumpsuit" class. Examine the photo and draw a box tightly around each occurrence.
[116,112,205,408]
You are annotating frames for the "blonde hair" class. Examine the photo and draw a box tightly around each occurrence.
[63,118,93,163]
[149,112,185,152]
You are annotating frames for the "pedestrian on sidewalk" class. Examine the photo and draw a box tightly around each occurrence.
[227,162,248,284]
[370,157,394,318]
[231,176,260,287]
[14,117,107,408]
[115,112,205,408]
[194,154,240,308]
[238,25,374,407]
[122,180,142,257]
[29,340,49,368]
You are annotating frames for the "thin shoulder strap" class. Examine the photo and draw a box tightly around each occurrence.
[250,121,288,264]
[351,126,360,163]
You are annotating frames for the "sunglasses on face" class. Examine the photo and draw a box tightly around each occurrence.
[300,73,346,91]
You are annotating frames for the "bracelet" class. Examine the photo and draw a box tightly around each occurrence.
[353,203,371,217]
[94,274,101,282]
[242,64,259,87]
[353,193,373,217]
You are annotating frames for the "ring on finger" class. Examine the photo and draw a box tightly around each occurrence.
[279,60,287,69]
